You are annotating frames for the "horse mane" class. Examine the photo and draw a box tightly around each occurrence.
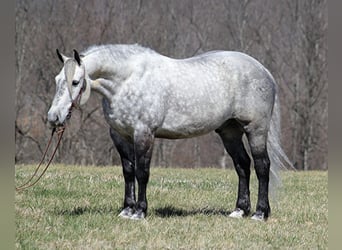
[81,44,157,60]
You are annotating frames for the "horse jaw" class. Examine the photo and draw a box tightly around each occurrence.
[80,78,91,105]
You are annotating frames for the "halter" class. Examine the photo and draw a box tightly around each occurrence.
[67,79,86,119]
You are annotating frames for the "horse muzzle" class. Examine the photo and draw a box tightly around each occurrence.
[47,110,66,128]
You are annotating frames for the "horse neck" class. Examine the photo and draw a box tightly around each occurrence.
[82,48,132,100]
[82,45,155,80]
[83,52,120,80]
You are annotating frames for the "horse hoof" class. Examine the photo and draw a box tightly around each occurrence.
[229,208,245,218]
[130,211,145,220]
[251,212,266,221]
[118,207,134,219]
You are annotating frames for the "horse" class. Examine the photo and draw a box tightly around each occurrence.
[47,44,291,221]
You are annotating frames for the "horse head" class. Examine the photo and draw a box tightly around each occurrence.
[47,49,91,127]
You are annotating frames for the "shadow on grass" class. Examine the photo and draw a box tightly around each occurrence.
[53,206,120,216]
[154,205,232,217]
[54,205,231,217]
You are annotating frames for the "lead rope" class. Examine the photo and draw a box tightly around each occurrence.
[15,126,65,191]
[15,81,85,192]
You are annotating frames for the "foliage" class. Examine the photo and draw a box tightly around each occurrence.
[15,0,327,170]
[16,165,328,249]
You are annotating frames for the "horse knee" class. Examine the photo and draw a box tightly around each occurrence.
[122,159,135,182]
[135,165,150,184]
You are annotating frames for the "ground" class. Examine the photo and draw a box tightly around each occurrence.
[15,165,327,249]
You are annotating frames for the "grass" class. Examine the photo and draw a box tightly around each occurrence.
[15,165,328,249]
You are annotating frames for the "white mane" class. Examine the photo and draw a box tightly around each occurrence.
[81,44,157,59]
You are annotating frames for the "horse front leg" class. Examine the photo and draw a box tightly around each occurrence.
[119,158,136,218]
[131,125,155,220]
[109,128,136,218]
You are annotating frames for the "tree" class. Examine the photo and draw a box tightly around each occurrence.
[280,0,328,170]
[15,0,327,170]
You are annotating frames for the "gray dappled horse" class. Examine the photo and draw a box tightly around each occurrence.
[48,44,291,221]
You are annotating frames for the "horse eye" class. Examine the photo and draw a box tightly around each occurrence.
[72,80,79,86]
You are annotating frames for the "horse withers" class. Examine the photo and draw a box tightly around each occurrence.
[47,44,291,221]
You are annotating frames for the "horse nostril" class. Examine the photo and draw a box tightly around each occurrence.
[47,111,59,126]
[66,110,72,120]
[48,118,59,127]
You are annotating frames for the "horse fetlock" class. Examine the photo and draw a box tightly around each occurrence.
[136,200,148,213]
[118,207,134,219]
[229,208,246,218]
[130,210,146,220]
[124,197,136,208]
[254,203,270,220]
[251,211,267,221]
[236,196,251,215]
[118,206,147,220]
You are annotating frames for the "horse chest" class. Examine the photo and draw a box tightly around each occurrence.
[101,92,161,138]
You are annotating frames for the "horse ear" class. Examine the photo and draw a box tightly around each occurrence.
[73,49,82,66]
[56,49,67,63]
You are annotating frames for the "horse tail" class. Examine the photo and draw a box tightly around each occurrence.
[267,91,294,195]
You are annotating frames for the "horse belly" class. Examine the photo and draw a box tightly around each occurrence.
[155,72,234,139]
[156,103,231,139]
[155,124,220,139]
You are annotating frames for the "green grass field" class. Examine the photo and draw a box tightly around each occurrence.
[15,165,327,249]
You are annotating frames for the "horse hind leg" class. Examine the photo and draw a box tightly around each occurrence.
[216,120,252,218]
[246,127,271,221]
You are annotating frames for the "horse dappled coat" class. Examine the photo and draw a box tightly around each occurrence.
[48,44,291,221]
